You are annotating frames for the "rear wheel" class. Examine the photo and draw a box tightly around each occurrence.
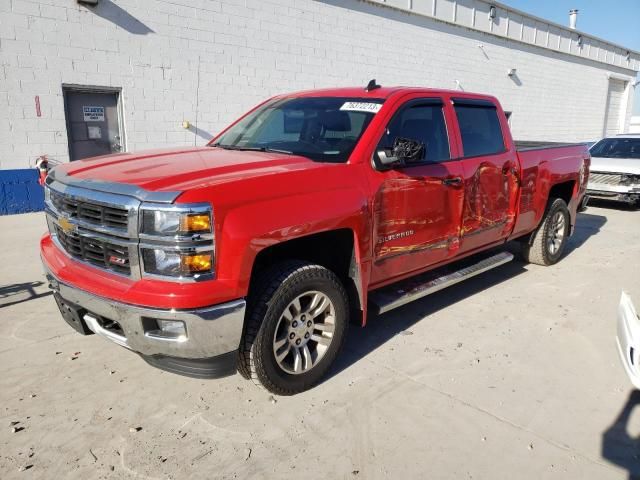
[238,261,349,395]
[521,198,570,266]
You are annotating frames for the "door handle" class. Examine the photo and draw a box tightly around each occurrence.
[442,177,462,186]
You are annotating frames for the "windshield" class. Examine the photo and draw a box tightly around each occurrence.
[212,97,384,162]
[590,138,640,159]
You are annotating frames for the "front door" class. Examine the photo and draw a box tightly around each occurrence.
[64,89,123,161]
[453,99,519,253]
[370,98,465,285]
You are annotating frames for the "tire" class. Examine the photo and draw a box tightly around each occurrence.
[238,260,349,395]
[521,198,570,266]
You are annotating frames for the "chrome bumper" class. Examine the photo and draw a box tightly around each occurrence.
[616,292,640,389]
[45,267,246,360]
[587,185,640,203]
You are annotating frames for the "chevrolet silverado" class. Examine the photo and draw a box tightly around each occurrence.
[42,83,590,394]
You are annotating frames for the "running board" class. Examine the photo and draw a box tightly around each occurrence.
[369,251,514,315]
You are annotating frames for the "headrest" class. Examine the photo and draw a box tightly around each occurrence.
[320,111,351,132]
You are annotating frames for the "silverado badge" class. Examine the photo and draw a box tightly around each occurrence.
[58,216,77,235]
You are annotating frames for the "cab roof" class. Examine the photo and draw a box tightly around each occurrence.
[281,86,496,101]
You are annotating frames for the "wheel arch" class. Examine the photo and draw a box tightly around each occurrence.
[248,228,366,326]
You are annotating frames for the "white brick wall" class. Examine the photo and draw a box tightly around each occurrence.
[0,0,638,169]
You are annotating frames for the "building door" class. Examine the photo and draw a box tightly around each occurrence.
[64,89,123,161]
[603,79,626,137]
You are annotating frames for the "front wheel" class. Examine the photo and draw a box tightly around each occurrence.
[521,198,570,266]
[238,261,349,395]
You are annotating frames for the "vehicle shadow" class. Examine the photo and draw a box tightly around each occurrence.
[602,390,640,479]
[327,261,528,380]
[564,210,607,256]
[327,210,606,381]
[0,281,52,309]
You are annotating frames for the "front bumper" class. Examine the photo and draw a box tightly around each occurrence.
[45,266,246,378]
[616,292,640,389]
[586,184,640,204]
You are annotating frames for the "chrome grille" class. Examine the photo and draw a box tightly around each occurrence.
[589,172,623,186]
[45,181,141,278]
[54,225,131,275]
[50,189,129,230]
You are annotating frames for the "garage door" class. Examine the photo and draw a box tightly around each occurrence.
[603,79,626,136]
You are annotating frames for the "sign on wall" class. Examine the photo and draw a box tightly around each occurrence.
[83,106,105,122]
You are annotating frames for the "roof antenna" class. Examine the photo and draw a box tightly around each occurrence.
[365,79,381,92]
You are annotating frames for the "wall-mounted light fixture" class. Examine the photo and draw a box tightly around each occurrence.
[577,35,583,47]
[488,5,497,19]
[77,0,99,5]
[507,68,517,77]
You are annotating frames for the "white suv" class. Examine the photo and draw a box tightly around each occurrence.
[587,134,640,208]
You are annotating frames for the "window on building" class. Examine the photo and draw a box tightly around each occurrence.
[454,105,505,157]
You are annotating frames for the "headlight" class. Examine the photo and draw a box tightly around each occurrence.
[621,174,640,186]
[142,248,214,278]
[139,203,215,280]
[142,209,211,236]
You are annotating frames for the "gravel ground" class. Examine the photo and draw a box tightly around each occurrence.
[1,201,639,479]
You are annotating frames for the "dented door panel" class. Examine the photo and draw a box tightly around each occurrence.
[370,161,465,284]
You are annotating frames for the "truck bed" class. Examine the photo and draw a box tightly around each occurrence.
[515,140,588,151]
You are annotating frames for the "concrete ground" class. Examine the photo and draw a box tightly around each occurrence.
[1,202,639,479]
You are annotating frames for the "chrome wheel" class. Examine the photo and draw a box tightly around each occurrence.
[272,291,336,375]
[547,211,566,255]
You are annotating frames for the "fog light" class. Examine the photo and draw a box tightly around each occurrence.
[145,319,187,342]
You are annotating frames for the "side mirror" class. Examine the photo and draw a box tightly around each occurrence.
[377,137,424,166]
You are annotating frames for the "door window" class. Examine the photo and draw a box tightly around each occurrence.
[454,105,505,157]
[378,103,450,163]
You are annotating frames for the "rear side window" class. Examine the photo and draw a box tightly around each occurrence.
[454,105,505,157]
[378,103,450,162]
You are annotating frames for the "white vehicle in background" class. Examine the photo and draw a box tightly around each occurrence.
[587,134,640,208]
[617,292,640,389]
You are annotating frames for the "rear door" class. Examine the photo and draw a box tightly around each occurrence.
[452,98,519,253]
[370,97,465,285]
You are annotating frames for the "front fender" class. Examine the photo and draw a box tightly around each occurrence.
[218,187,371,298]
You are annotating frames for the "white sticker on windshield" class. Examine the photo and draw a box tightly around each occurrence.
[339,102,382,114]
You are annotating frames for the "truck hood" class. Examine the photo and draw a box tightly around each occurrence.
[53,146,326,193]
[590,156,640,175]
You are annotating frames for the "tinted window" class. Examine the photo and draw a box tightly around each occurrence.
[213,97,382,163]
[455,105,505,157]
[378,103,450,162]
[590,138,640,159]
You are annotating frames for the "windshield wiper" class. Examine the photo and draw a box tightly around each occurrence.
[211,144,293,155]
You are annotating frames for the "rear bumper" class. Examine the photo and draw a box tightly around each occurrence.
[616,292,640,390]
[44,265,246,378]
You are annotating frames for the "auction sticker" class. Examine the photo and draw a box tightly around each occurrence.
[339,102,382,114]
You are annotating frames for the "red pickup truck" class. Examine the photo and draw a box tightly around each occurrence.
[41,83,590,394]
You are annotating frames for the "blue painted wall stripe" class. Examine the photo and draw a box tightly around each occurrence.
[0,169,45,215]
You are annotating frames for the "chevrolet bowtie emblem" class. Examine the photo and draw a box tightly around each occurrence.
[58,216,76,235]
